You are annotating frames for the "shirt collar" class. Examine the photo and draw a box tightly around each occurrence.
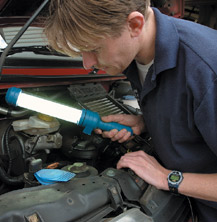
[124,60,142,92]
[152,7,179,81]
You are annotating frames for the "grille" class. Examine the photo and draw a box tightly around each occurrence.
[68,83,131,117]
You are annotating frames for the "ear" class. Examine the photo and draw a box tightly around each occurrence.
[127,12,144,37]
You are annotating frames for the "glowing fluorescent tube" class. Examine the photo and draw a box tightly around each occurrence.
[12,89,82,123]
[5,87,133,135]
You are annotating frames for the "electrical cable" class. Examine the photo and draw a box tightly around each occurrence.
[30,135,41,155]
[187,196,195,222]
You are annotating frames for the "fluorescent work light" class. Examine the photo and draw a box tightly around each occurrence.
[5,87,133,135]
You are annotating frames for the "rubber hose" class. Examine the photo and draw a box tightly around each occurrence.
[0,164,24,186]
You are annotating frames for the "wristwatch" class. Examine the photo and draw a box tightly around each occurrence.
[167,170,183,194]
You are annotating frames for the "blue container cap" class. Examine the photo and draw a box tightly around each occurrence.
[5,87,22,106]
[34,169,75,185]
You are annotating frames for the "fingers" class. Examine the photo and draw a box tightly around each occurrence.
[101,114,125,124]
[117,156,140,169]
[118,131,132,143]
[116,155,148,182]
[117,151,154,174]
[95,114,144,142]
[117,151,147,167]
[94,129,103,134]
[117,158,140,172]
[121,150,147,158]
[102,128,131,142]
[102,114,145,136]
[94,127,131,142]
[101,129,118,139]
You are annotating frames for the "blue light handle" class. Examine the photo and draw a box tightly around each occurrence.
[5,87,133,136]
[78,109,133,136]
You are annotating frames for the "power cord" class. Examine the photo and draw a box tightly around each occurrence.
[187,196,196,222]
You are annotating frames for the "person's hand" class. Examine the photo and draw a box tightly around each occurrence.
[94,114,145,143]
[117,150,170,190]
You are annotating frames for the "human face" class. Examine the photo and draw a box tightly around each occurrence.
[82,28,138,75]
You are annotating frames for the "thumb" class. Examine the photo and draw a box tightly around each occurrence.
[101,115,112,122]
[101,114,124,123]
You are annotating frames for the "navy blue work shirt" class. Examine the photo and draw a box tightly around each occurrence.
[125,7,217,222]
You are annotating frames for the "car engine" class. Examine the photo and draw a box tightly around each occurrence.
[0,83,191,222]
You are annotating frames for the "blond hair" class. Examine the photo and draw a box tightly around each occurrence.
[44,0,150,57]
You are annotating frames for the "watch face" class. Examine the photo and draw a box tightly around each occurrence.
[169,174,180,182]
[168,171,182,184]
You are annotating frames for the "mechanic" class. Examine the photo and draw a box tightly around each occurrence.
[44,0,217,221]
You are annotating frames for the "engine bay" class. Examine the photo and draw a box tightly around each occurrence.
[0,83,191,222]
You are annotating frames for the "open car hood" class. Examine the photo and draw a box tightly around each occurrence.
[0,0,195,87]
[0,0,120,89]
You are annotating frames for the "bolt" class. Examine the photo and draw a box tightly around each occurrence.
[106,169,115,177]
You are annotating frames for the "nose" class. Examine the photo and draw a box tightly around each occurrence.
[82,52,97,69]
